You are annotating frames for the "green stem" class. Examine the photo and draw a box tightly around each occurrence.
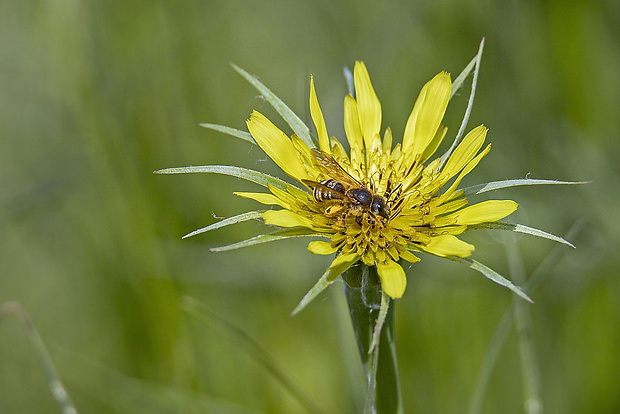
[343,264,402,414]
[469,221,583,414]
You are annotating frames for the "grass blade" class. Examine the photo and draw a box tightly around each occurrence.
[154,165,293,191]
[0,301,78,414]
[506,243,543,414]
[180,296,325,414]
[210,227,327,252]
[200,123,256,145]
[461,178,590,196]
[292,254,359,315]
[343,66,355,97]
[470,221,575,248]
[447,257,533,303]
[439,38,485,169]
[182,211,265,239]
[231,63,315,149]
[468,220,584,414]
[450,53,477,100]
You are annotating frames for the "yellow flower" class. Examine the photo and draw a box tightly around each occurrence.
[240,62,517,300]
[157,57,578,311]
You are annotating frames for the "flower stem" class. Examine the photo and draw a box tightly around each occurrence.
[343,264,402,414]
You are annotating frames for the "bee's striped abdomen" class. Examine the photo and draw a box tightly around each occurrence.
[314,179,346,202]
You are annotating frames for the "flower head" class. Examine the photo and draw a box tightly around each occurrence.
[158,54,578,310]
[241,61,517,300]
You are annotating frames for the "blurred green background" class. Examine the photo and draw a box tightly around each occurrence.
[1,0,618,413]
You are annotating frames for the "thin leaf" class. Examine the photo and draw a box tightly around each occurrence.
[231,63,315,148]
[200,123,256,145]
[374,299,402,414]
[439,38,485,169]
[210,227,327,252]
[447,257,533,303]
[469,221,575,248]
[180,296,325,414]
[291,254,360,315]
[368,291,390,354]
[182,211,265,239]
[363,343,380,414]
[450,54,477,100]
[343,66,355,97]
[0,302,78,414]
[154,165,292,191]
[461,178,590,196]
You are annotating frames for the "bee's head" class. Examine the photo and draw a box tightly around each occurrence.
[371,195,390,219]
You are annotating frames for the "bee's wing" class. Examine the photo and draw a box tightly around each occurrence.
[302,179,349,201]
[310,148,362,186]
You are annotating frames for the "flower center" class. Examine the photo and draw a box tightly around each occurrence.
[326,204,399,266]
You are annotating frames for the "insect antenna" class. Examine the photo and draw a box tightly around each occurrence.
[386,183,403,203]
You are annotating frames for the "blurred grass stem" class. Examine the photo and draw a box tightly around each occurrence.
[0,301,77,414]
[179,296,324,414]
[469,220,584,414]
[507,243,543,414]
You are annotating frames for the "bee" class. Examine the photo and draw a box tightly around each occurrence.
[302,149,391,219]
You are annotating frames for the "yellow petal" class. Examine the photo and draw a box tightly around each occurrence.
[267,184,305,206]
[309,76,330,153]
[344,94,364,170]
[420,124,448,164]
[382,127,393,154]
[436,143,491,205]
[402,72,452,163]
[324,253,360,281]
[330,138,350,165]
[234,192,286,207]
[354,61,382,150]
[331,252,360,269]
[285,184,313,203]
[441,125,487,179]
[246,111,309,181]
[376,260,407,299]
[422,235,474,257]
[291,134,315,170]
[398,249,421,264]
[344,95,362,150]
[307,240,338,255]
[447,200,518,225]
[263,209,313,228]
[431,225,467,236]
[429,197,469,216]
